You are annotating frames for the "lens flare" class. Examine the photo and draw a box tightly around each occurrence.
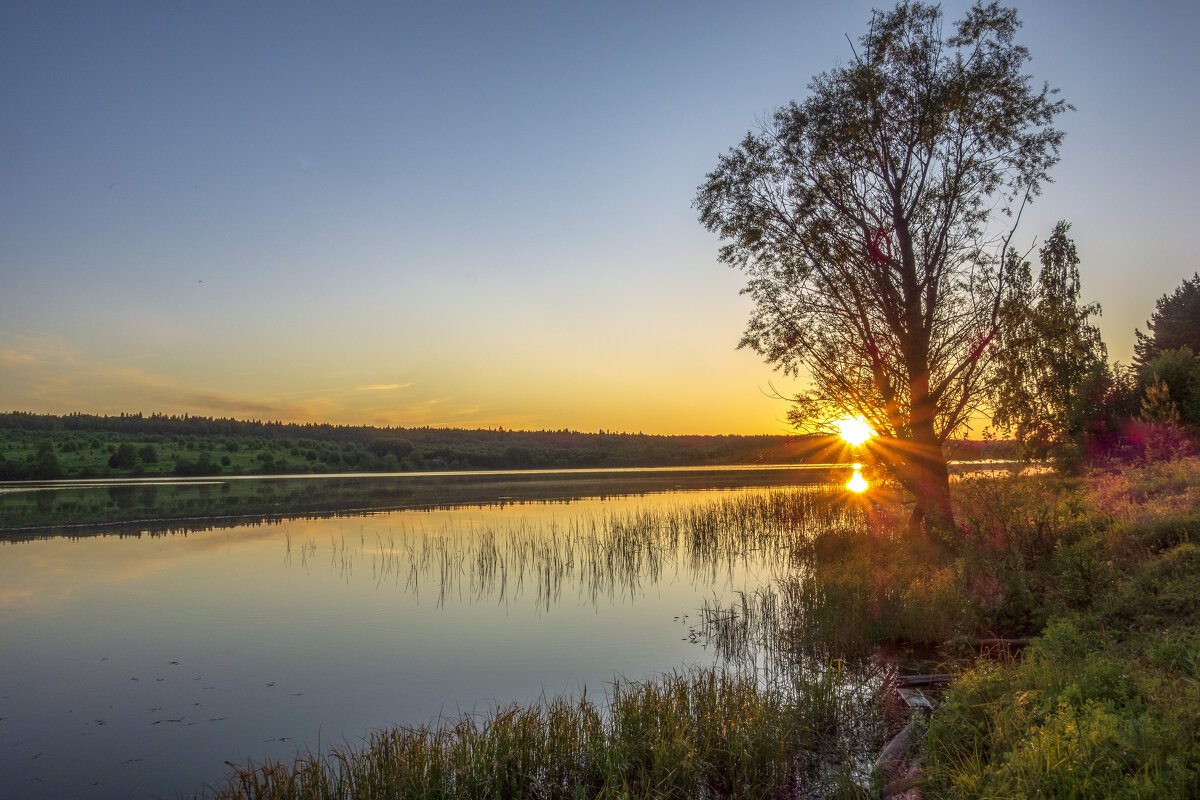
[836,417,874,447]
[846,466,869,493]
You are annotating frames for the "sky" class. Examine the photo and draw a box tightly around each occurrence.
[2,1,1198,435]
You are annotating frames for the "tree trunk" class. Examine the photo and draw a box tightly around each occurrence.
[907,447,953,536]
[907,375,954,536]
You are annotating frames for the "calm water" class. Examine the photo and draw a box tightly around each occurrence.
[0,467,835,799]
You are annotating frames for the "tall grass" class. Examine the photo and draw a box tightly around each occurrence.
[206,667,878,800]
[209,487,911,799]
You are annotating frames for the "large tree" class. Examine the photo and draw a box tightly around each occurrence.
[696,1,1068,530]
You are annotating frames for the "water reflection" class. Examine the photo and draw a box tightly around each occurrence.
[0,478,857,800]
[279,490,835,613]
[0,466,841,538]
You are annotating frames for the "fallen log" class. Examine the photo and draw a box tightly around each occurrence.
[874,716,920,779]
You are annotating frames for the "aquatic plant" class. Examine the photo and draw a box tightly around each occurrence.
[206,667,880,800]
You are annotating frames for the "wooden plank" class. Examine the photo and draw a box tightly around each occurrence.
[896,687,935,711]
[897,673,952,687]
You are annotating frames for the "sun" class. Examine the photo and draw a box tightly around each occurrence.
[835,417,874,447]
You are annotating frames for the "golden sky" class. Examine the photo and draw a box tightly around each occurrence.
[2,2,1196,434]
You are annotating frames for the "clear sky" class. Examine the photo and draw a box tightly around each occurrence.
[2,1,1197,435]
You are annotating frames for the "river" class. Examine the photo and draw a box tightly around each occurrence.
[0,466,857,799]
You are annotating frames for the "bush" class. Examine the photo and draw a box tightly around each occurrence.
[31,441,63,479]
[108,443,138,469]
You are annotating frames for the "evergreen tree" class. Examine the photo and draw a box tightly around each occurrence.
[1134,273,1200,368]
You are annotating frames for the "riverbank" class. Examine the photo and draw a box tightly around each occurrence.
[203,456,1200,799]
[925,457,1200,797]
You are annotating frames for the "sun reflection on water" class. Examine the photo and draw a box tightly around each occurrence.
[846,466,869,493]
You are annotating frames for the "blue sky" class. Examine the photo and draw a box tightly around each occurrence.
[2,1,1197,434]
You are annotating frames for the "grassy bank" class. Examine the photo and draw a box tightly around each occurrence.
[201,458,1200,798]
[924,458,1200,798]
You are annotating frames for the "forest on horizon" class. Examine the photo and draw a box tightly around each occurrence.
[0,410,1013,481]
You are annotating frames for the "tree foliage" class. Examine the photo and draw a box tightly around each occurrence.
[107,442,139,470]
[991,222,1107,462]
[695,1,1068,527]
[0,413,874,480]
[1133,273,1200,369]
[1139,348,1200,427]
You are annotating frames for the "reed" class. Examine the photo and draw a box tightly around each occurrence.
[206,667,879,800]
[207,487,900,799]
[287,488,852,614]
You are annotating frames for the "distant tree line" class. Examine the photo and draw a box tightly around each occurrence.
[0,416,829,481]
[0,412,1018,482]
[0,412,802,458]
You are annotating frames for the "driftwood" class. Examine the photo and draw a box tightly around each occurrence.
[897,673,952,688]
[875,716,926,799]
[876,678,950,798]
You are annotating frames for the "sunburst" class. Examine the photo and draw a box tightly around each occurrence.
[835,417,874,447]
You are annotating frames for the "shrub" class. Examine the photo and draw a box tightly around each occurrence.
[107,443,138,469]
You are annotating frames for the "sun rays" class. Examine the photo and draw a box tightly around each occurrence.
[835,417,874,493]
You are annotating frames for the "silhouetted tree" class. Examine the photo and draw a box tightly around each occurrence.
[695,1,1068,531]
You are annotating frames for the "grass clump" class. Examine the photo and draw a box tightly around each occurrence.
[206,668,873,800]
